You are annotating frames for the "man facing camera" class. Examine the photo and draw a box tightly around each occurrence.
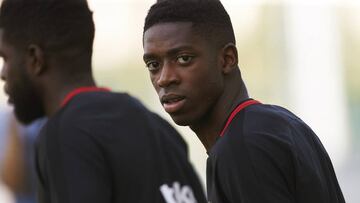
[143,0,345,202]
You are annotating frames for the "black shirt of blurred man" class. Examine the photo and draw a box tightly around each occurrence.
[0,0,206,202]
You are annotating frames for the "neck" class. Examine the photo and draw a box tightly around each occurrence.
[190,76,249,152]
[42,75,96,117]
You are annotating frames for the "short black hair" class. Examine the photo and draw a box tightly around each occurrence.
[0,0,94,66]
[143,0,235,48]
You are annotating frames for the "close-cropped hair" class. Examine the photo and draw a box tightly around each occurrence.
[0,0,94,57]
[143,0,236,48]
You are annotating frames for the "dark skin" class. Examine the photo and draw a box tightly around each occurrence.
[38,67,95,117]
[32,54,95,117]
[0,29,95,121]
[143,22,249,151]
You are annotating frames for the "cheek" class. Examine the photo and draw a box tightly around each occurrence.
[190,69,223,99]
[187,63,222,88]
[8,59,22,77]
[149,74,160,92]
[8,66,20,83]
[6,67,17,90]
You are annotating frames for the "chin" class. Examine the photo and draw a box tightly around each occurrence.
[13,102,44,125]
[170,114,194,127]
[14,110,43,125]
[173,120,190,126]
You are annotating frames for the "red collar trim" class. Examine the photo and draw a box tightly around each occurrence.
[219,99,260,137]
[60,86,110,107]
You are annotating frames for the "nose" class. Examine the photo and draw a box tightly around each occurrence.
[156,61,179,88]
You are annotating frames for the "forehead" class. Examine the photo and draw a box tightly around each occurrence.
[0,28,24,58]
[0,29,14,53]
[0,29,8,55]
[143,22,207,52]
[0,29,5,47]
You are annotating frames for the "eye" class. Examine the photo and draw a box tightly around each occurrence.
[177,55,193,65]
[145,60,161,71]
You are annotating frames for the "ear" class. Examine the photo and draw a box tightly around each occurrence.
[219,43,238,74]
[25,44,45,76]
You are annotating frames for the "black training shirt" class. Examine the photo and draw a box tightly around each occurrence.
[35,91,206,203]
[207,100,345,203]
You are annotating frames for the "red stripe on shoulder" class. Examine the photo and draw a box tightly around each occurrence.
[61,86,110,107]
[219,99,260,137]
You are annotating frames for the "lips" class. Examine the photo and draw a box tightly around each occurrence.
[161,94,186,113]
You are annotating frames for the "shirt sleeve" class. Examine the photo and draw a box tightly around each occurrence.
[211,130,296,203]
[45,121,112,203]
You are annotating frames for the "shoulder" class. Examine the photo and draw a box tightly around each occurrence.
[65,91,148,115]
[55,92,151,127]
[212,104,309,157]
[240,104,311,142]
[45,91,188,151]
[244,104,303,131]
[242,104,318,147]
[148,113,189,154]
[210,103,323,168]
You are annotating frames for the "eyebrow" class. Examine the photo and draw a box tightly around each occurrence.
[143,45,195,61]
[143,53,155,62]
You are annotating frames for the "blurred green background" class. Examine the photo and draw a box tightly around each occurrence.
[0,0,359,202]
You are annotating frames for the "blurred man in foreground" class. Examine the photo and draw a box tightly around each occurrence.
[0,0,206,202]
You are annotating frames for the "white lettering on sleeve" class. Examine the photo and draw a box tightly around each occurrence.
[160,181,197,203]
